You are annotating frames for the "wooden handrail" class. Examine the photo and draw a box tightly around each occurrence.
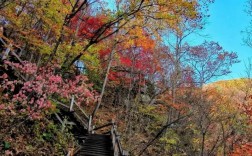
[54,113,64,125]
[10,51,23,63]
[50,98,69,109]
[93,122,113,131]
[69,95,89,120]
[0,37,7,45]
[110,123,128,156]
[73,100,89,120]
[73,112,88,129]
[0,37,23,64]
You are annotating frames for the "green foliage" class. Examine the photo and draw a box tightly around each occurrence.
[0,111,75,155]
[3,141,11,150]
[160,131,179,145]
[86,69,103,91]
[138,105,165,123]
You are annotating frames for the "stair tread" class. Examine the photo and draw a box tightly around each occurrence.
[77,150,113,155]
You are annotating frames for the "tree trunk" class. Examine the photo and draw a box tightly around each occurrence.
[91,43,117,118]
[201,132,206,156]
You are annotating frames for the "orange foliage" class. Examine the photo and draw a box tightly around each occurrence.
[230,142,252,156]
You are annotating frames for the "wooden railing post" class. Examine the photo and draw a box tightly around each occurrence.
[88,115,92,134]
[111,127,118,156]
[123,150,129,156]
[70,95,74,112]
[109,119,129,156]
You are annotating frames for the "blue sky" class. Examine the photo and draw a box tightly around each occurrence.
[190,0,252,81]
[106,0,252,81]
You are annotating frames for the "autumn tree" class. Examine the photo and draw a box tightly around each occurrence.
[227,59,252,156]
[182,41,239,156]
[144,0,214,128]
[186,41,239,87]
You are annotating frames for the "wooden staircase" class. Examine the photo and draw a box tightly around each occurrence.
[76,134,114,156]
[52,96,128,156]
